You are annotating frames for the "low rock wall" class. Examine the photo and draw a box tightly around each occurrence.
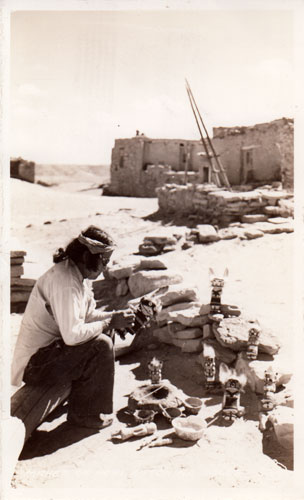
[156,183,293,225]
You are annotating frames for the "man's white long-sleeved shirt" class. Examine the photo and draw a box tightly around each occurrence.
[11,259,111,387]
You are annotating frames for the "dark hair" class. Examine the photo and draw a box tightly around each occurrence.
[53,226,114,271]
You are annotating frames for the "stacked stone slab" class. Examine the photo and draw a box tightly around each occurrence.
[156,183,294,226]
[11,251,36,313]
[138,234,180,256]
[104,255,183,299]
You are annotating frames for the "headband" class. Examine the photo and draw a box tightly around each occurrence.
[78,234,116,254]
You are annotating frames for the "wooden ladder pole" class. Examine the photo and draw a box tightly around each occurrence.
[185,84,220,187]
[185,79,231,190]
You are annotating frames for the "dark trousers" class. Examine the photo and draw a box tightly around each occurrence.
[23,334,115,416]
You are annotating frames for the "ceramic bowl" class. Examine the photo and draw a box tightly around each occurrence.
[161,406,184,421]
[172,415,206,441]
[184,397,203,415]
[133,409,157,424]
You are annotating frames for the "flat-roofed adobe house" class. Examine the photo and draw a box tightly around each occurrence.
[108,118,293,197]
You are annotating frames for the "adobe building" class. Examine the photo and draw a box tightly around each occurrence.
[10,157,35,183]
[212,117,294,189]
[108,118,293,197]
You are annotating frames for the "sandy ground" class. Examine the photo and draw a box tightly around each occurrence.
[7,172,301,500]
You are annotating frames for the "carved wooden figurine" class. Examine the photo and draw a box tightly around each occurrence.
[202,343,216,390]
[260,368,278,412]
[209,268,229,315]
[246,326,261,361]
[219,363,247,422]
[148,357,163,385]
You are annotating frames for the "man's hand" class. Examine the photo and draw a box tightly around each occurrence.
[108,310,135,331]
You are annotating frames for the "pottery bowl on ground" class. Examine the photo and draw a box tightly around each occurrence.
[184,397,203,415]
[172,415,206,441]
[161,406,184,421]
[133,409,157,424]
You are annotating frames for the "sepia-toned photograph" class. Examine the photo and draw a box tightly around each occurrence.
[1,1,303,499]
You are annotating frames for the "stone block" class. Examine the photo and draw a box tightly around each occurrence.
[11,291,32,303]
[263,206,282,216]
[255,222,293,234]
[108,265,136,280]
[167,322,188,334]
[241,214,268,223]
[197,225,220,243]
[214,317,281,355]
[128,270,183,298]
[158,285,198,307]
[243,228,264,240]
[217,228,238,240]
[143,235,177,246]
[169,307,210,327]
[10,266,24,278]
[172,327,204,340]
[137,258,167,271]
[267,217,293,225]
[156,301,198,324]
[10,251,26,258]
[138,243,160,256]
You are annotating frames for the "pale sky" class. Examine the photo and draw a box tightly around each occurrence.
[10,8,294,165]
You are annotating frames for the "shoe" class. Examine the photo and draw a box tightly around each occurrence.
[67,413,113,430]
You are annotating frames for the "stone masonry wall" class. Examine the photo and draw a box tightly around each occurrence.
[110,138,144,196]
[156,183,293,226]
[110,137,209,197]
[213,118,294,188]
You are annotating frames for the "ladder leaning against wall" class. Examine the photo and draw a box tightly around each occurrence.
[185,79,231,190]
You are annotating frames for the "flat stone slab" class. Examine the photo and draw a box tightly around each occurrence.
[213,317,281,355]
[168,307,210,327]
[243,228,264,240]
[136,258,167,271]
[196,225,220,243]
[156,301,200,324]
[209,190,261,202]
[267,217,293,225]
[241,214,268,223]
[128,270,183,298]
[143,235,177,246]
[108,265,136,280]
[258,190,292,201]
[254,222,294,234]
[172,326,204,340]
[158,285,198,307]
[217,228,238,240]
